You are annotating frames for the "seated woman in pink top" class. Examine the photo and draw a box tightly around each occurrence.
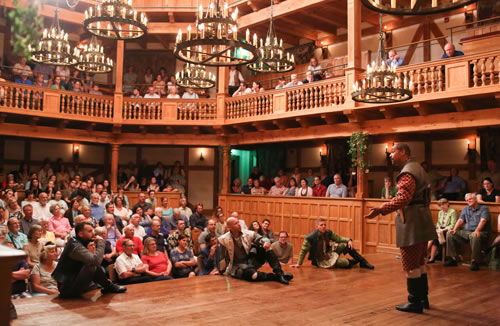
[48,204,72,248]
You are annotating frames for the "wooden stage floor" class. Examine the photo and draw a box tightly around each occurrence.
[13,253,500,326]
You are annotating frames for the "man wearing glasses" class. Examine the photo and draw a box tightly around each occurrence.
[444,193,490,271]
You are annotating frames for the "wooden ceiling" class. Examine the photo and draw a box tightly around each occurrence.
[0,0,474,49]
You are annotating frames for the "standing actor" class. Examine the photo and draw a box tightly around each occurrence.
[52,222,126,298]
[365,143,436,314]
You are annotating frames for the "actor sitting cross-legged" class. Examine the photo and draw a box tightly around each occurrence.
[52,222,126,298]
[291,218,374,270]
[217,216,293,285]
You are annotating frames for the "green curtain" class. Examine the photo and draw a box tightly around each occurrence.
[256,145,286,178]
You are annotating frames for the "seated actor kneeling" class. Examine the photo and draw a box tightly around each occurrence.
[217,216,293,284]
[52,222,126,298]
[115,238,153,284]
[291,218,374,270]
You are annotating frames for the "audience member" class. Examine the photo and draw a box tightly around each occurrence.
[261,219,278,243]
[251,81,264,93]
[165,208,189,233]
[19,204,38,234]
[144,86,160,99]
[232,82,253,96]
[39,219,56,245]
[275,76,286,89]
[381,177,397,199]
[199,233,221,275]
[94,226,116,269]
[241,177,253,195]
[198,218,217,251]
[52,222,126,297]
[283,177,297,196]
[312,176,327,197]
[115,238,152,284]
[190,203,207,230]
[445,193,490,271]
[23,225,43,268]
[33,192,52,221]
[268,176,287,196]
[427,198,457,264]
[308,57,323,80]
[182,87,199,99]
[441,43,464,59]
[144,220,168,254]
[7,240,31,299]
[50,76,65,90]
[129,214,146,240]
[48,204,71,247]
[231,178,242,194]
[386,50,405,67]
[478,160,500,191]
[271,231,293,264]
[99,202,124,232]
[12,57,33,78]
[132,192,153,214]
[215,212,226,237]
[30,244,59,295]
[6,218,27,249]
[144,67,154,85]
[102,214,121,247]
[49,190,69,214]
[167,219,193,253]
[302,71,314,84]
[141,237,173,281]
[116,225,144,255]
[123,66,138,94]
[421,161,444,200]
[484,214,500,256]
[249,220,264,235]
[296,178,313,197]
[475,176,499,203]
[179,196,192,219]
[170,234,197,278]
[286,74,303,87]
[326,174,348,198]
[440,167,466,201]
[292,218,374,269]
[166,86,180,99]
[251,179,266,195]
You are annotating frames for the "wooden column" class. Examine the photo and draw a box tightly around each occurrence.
[221,145,231,194]
[111,144,120,192]
[345,0,363,104]
[113,40,125,124]
[216,67,229,123]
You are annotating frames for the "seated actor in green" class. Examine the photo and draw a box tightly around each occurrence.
[291,218,374,269]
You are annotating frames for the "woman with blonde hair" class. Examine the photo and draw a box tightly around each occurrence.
[31,244,59,295]
[427,198,457,263]
[142,237,173,281]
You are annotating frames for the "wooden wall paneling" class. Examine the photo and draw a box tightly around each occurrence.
[218,195,500,258]
[125,192,181,209]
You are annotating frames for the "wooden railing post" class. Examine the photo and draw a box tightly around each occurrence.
[110,144,120,192]
[218,67,228,123]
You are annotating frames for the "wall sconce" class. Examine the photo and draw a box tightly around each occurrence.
[73,144,80,161]
[465,137,478,162]
[199,149,205,161]
[385,143,393,164]
[319,144,327,167]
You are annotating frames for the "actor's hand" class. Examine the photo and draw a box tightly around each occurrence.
[450,229,456,234]
[473,230,480,238]
[364,207,382,219]
[263,242,271,250]
[347,240,353,249]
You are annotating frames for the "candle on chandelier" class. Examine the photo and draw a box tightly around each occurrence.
[391,0,396,8]
[253,33,257,47]
[224,2,228,18]
[209,3,214,17]
[246,29,250,43]
[187,25,192,40]
[232,26,237,40]
[199,5,203,20]
[217,23,222,39]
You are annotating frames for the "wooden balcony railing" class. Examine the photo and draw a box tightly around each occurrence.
[1,49,500,127]
[225,92,273,120]
[285,77,345,112]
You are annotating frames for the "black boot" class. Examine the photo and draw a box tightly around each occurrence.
[345,247,374,270]
[396,278,423,314]
[265,250,290,285]
[421,274,430,309]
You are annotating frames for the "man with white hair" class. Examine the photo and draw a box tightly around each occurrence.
[32,192,52,221]
[386,49,405,67]
[165,208,189,233]
[90,193,105,222]
[441,42,464,59]
[268,177,287,196]
[116,225,143,255]
[285,74,303,87]
[217,217,292,285]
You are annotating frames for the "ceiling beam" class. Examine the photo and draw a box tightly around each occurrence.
[413,103,430,116]
[275,18,319,40]
[451,98,466,112]
[238,0,333,29]
[147,22,190,34]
